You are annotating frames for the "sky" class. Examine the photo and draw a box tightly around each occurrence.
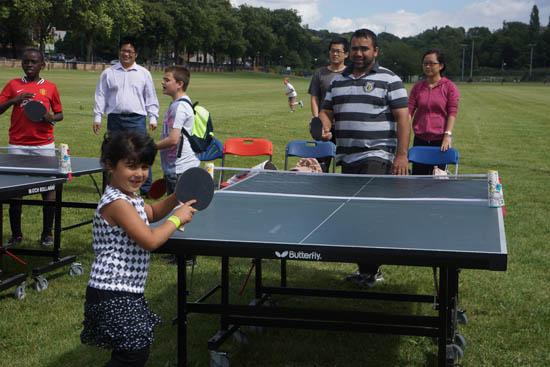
[229,0,550,38]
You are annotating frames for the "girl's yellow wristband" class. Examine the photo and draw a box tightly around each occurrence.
[167,215,181,229]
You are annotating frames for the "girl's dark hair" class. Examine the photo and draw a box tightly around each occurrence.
[423,48,446,74]
[100,130,157,168]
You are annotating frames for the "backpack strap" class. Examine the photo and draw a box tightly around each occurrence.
[175,97,198,114]
[175,98,198,158]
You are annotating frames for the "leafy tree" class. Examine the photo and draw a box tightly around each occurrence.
[66,0,143,61]
[106,0,144,45]
[378,33,419,79]
[529,5,540,41]
[268,8,309,69]
[172,0,217,65]
[498,22,531,69]
[66,0,114,61]
[2,0,548,77]
[212,2,247,69]
[164,0,192,64]
[540,28,550,67]
[238,5,276,67]
[0,1,30,58]
[135,1,175,63]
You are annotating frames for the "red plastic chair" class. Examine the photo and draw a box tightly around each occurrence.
[219,138,273,188]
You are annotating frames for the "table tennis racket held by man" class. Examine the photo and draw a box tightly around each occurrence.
[310,117,324,141]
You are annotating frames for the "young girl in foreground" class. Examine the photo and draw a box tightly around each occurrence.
[81,131,196,367]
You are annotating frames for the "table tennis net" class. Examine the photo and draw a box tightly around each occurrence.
[213,168,489,203]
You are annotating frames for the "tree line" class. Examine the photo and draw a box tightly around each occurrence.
[1,1,549,79]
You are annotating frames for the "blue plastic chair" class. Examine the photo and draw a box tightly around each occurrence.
[198,137,223,162]
[407,146,459,175]
[284,140,336,172]
[197,137,223,188]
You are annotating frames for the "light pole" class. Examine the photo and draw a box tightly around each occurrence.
[469,38,475,81]
[461,44,467,81]
[528,43,535,80]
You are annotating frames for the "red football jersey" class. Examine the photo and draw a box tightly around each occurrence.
[0,77,63,146]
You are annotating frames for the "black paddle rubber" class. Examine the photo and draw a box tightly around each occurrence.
[24,100,47,122]
[175,167,215,210]
[310,117,323,141]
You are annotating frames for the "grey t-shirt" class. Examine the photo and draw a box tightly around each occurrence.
[308,66,343,115]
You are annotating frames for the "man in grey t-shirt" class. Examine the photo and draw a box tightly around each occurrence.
[308,37,349,117]
[307,37,348,171]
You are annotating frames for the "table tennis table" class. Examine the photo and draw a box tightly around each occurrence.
[155,170,507,367]
[0,153,104,298]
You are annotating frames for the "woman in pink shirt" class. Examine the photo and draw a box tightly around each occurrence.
[408,48,459,175]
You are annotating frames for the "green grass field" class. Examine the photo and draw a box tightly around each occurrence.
[0,68,549,367]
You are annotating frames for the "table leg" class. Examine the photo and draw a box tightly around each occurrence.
[52,184,63,261]
[438,265,450,366]
[177,254,187,367]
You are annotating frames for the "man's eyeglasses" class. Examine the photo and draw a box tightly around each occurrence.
[120,49,136,55]
[422,62,440,67]
[330,49,345,55]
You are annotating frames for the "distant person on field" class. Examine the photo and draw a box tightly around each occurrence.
[319,28,410,288]
[408,48,459,175]
[156,66,200,195]
[283,77,303,112]
[81,130,196,367]
[92,36,159,196]
[308,37,349,171]
[0,48,63,247]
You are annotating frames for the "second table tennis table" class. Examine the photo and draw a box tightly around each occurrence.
[155,170,507,367]
[1,154,104,297]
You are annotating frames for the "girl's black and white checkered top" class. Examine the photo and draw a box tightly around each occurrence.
[88,185,150,293]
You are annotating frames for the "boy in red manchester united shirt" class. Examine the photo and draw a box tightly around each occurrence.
[0,48,63,247]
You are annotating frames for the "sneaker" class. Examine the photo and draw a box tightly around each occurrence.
[40,234,54,247]
[344,269,384,288]
[290,110,295,113]
[6,236,23,248]
[298,100,303,108]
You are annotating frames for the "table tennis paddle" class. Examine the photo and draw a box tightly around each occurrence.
[176,167,214,211]
[310,117,323,141]
[148,178,166,199]
[173,168,214,231]
[24,100,47,122]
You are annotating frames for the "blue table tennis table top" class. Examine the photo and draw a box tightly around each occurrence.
[161,171,507,271]
[0,153,102,178]
[0,154,103,198]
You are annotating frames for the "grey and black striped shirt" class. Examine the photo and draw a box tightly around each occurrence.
[322,63,408,166]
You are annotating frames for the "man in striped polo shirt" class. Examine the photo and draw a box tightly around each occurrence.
[319,28,410,288]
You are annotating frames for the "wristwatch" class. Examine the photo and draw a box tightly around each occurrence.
[444,130,452,136]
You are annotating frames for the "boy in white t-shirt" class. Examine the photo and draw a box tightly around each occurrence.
[156,66,200,195]
[283,77,303,112]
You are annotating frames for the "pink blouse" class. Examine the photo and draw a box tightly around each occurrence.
[408,77,459,141]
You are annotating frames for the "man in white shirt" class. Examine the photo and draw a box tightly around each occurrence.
[93,37,159,196]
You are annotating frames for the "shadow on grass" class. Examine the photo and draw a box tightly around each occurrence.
[45,256,440,367]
